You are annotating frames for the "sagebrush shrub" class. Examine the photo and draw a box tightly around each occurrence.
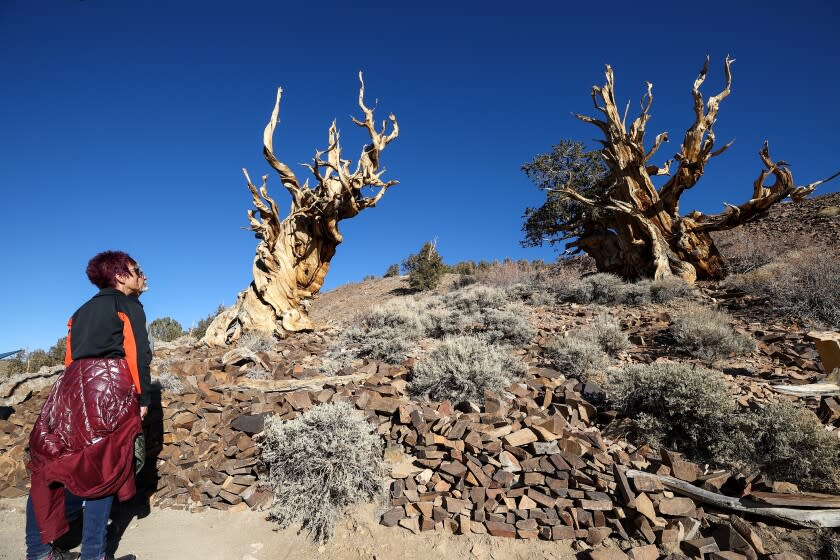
[383,264,400,277]
[342,326,417,365]
[607,363,840,491]
[260,401,386,542]
[749,403,840,493]
[622,280,652,305]
[363,300,429,337]
[670,304,754,362]
[606,362,740,462]
[443,284,509,313]
[149,317,185,342]
[583,313,629,356]
[154,371,184,394]
[428,286,535,346]
[650,276,695,303]
[409,336,526,403]
[571,273,629,304]
[543,335,610,384]
[725,247,840,329]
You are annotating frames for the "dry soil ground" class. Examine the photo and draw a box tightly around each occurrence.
[0,499,577,560]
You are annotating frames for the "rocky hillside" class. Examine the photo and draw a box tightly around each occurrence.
[2,191,839,560]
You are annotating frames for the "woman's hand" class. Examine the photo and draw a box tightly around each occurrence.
[140,406,148,419]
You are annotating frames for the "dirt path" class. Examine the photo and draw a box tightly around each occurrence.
[0,499,577,560]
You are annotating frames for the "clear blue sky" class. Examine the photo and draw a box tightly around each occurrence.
[1,0,838,352]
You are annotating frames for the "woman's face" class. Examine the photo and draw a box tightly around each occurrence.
[123,263,146,295]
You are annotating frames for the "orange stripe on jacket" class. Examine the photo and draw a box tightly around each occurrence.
[64,319,73,367]
[117,312,142,394]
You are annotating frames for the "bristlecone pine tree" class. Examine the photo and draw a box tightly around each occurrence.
[539,57,839,282]
[204,73,399,345]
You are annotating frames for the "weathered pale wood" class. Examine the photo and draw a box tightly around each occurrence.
[563,58,840,281]
[203,73,399,345]
[769,383,840,397]
[626,469,840,528]
[219,372,372,393]
[749,491,840,509]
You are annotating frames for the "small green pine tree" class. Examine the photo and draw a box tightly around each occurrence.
[402,241,446,291]
[149,317,185,342]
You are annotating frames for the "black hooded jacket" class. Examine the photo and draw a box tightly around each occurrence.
[67,288,152,406]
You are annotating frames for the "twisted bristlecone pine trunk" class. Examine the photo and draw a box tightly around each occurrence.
[561,57,839,281]
[203,73,398,345]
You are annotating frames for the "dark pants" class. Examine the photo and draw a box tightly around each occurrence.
[25,490,113,560]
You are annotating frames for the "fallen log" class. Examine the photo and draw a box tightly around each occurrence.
[625,469,840,528]
[769,383,840,397]
[218,372,373,393]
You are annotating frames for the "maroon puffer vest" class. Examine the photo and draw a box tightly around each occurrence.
[28,358,141,544]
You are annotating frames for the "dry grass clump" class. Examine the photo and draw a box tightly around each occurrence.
[606,362,742,463]
[471,259,542,287]
[543,335,610,385]
[713,229,777,274]
[260,401,386,542]
[670,304,754,362]
[409,336,526,403]
[725,247,840,329]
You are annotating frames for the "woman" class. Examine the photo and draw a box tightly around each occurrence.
[26,251,152,560]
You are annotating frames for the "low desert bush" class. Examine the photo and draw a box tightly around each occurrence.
[522,288,556,307]
[260,402,386,542]
[383,264,400,277]
[670,304,754,362]
[622,280,652,305]
[428,285,535,346]
[409,336,526,403]
[713,229,776,274]
[819,530,840,560]
[749,403,840,493]
[650,276,695,303]
[471,259,542,287]
[571,273,629,305]
[443,284,509,313]
[154,370,184,394]
[543,335,610,384]
[148,317,185,342]
[363,300,429,338]
[725,247,840,329]
[606,362,741,462]
[341,326,417,365]
[327,300,428,366]
[582,313,630,356]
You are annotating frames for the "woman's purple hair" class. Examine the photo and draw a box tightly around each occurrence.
[86,251,137,289]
